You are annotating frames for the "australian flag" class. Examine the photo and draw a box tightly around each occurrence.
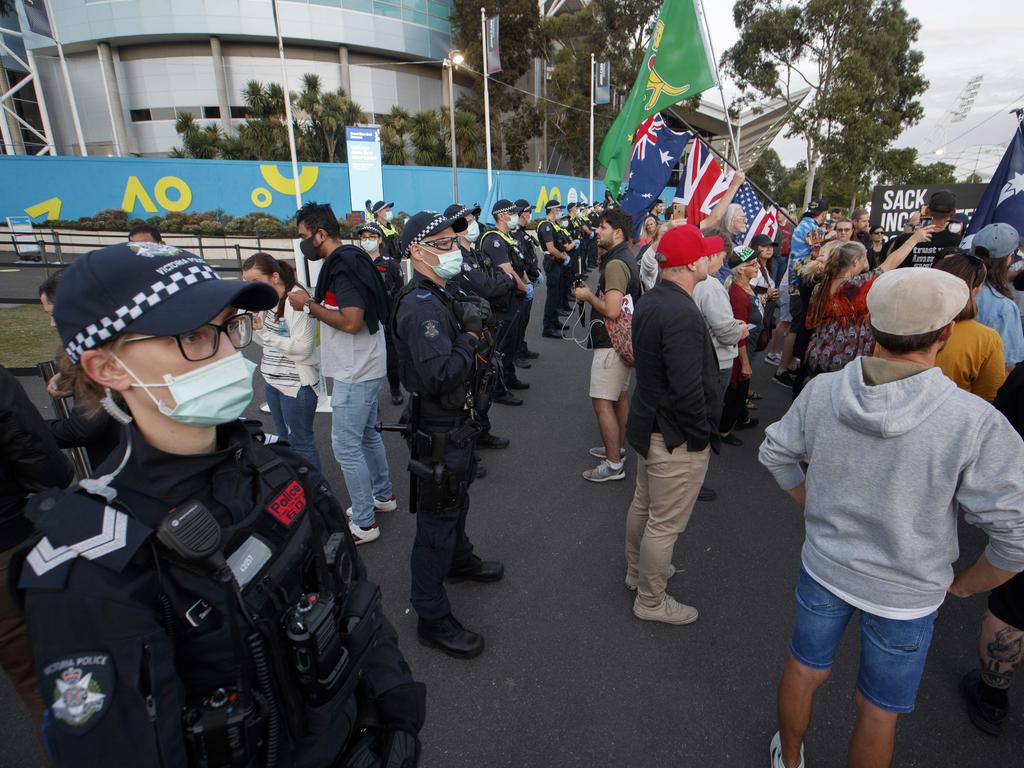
[619,114,691,238]
[966,124,1024,239]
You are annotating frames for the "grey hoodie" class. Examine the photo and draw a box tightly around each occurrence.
[759,357,1024,617]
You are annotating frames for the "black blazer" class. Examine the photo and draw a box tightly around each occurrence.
[626,281,723,457]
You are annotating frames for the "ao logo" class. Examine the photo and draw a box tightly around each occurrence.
[534,185,589,213]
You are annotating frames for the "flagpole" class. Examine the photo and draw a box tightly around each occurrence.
[696,0,739,168]
[481,7,493,192]
[589,53,595,205]
[271,0,303,211]
[44,0,87,156]
[678,116,798,228]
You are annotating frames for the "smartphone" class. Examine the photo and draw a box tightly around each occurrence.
[917,216,933,229]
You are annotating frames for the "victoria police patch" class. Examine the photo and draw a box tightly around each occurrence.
[43,652,115,733]
[422,320,441,340]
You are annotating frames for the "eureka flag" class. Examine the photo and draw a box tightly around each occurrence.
[965,125,1024,238]
[597,0,717,196]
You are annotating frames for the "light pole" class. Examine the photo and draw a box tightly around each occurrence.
[443,50,464,202]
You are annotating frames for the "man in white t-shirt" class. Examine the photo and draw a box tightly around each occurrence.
[290,203,396,545]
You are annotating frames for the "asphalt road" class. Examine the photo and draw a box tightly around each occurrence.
[1,270,1021,767]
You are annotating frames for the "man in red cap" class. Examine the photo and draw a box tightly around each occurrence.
[623,224,725,624]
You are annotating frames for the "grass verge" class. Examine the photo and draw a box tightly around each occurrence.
[0,305,60,369]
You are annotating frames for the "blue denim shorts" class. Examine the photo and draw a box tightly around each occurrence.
[789,566,937,714]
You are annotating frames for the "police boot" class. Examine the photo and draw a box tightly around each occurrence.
[447,554,505,583]
[418,614,484,659]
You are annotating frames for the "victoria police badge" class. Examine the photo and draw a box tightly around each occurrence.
[43,652,115,733]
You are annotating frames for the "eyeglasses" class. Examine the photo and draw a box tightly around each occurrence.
[124,312,254,362]
[836,227,853,233]
[422,236,460,251]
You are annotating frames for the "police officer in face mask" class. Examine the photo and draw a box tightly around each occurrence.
[511,199,542,363]
[13,242,425,767]
[367,200,402,262]
[391,210,505,659]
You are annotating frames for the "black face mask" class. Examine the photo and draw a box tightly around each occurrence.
[300,232,323,261]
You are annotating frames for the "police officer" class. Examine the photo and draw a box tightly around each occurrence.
[478,200,531,405]
[587,203,603,270]
[538,199,576,338]
[443,203,512,452]
[356,221,406,405]
[392,210,505,659]
[14,243,425,767]
[367,200,402,262]
[511,199,542,363]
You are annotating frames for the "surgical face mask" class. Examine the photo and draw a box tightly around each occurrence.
[116,351,257,427]
[299,233,323,261]
[948,222,963,234]
[384,210,394,222]
[423,246,463,280]
[507,215,519,232]
[360,238,379,253]
[465,221,481,241]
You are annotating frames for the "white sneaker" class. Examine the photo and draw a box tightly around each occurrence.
[625,564,677,591]
[764,352,782,366]
[348,520,381,545]
[769,731,805,768]
[589,446,627,460]
[582,460,626,483]
[345,495,398,520]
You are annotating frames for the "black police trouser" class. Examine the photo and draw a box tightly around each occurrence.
[518,297,533,354]
[494,301,522,393]
[560,261,573,309]
[410,434,475,621]
[384,327,401,394]
[543,262,563,331]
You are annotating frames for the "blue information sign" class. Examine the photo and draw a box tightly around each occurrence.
[345,126,384,214]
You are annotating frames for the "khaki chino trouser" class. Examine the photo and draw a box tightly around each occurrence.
[625,434,711,608]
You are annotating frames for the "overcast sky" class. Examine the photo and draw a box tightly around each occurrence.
[700,0,1024,179]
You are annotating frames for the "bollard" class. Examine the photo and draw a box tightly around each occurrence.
[197,235,205,259]
[234,244,243,272]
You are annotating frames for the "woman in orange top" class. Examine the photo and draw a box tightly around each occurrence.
[934,252,1006,401]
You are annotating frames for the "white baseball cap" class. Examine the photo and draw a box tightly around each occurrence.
[867,269,969,335]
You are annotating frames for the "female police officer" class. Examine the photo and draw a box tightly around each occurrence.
[13,242,424,767]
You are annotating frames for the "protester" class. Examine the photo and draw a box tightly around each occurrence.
[624,225,723,625]
[759,268,1024,768]
[573,207,641,482]
[291,202,396,544]
[0,365,74,739]
[638,210,659,246]
[773,200,828,387]
[721,203,748,246]
[933,252,1006,401]
[355,221,406,404]
[751,233,780,353]
[804,232,927,376]
[851,208,871,249]
[830,218,854,242]
[127,223,162,243]
[886,190,961,268]
[719,247,761,444]
[866,225,887,269]
[972,222,1024,370]
[241,252,322,470]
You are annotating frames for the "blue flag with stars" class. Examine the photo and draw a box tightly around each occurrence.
[966,125,1024,238]
[619,113,691,238]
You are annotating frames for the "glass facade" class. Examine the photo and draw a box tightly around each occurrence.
[284,0,452,32]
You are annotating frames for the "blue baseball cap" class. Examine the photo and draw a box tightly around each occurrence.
[54,242,277,363]
[972,222,1019,259]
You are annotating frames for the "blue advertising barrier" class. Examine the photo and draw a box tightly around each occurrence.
[0,156,609,223]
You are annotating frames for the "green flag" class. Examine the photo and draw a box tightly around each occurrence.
[598,0,718,195]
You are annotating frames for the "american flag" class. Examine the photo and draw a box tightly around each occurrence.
[734,181,778,245]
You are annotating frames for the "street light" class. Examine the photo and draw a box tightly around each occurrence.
[443,50,463,201]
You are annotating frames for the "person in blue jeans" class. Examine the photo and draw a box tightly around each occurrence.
[759,268,1024,768]
[242,252,322,470]
[290,203,396,545]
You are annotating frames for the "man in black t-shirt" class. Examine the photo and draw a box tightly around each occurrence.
[887,190,962,268]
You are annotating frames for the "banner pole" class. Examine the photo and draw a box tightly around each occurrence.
[589,54,595,205]
[44,0,87,156]
[481,8,493,192]
[272,0,303,211]
[696,0,739,168]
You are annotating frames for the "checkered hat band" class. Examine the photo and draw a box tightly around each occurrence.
[64,263,220,362]
[493,205,516,216]
[407,213,450,253]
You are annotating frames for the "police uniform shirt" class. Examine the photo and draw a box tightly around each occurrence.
[396,276,477,399]
[537,221,557,252]
[480,231,512,270]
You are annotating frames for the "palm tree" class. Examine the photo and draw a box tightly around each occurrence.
[326,90,366,163]
[409,109,447,167]
[453,109,484,168]
[172,112,223,159]
[380,106,411,165]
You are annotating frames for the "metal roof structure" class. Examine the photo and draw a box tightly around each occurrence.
[666,87,811,168]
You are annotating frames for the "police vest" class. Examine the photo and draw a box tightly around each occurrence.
[478,229,526,277]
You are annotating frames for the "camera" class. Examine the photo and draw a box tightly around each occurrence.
[284,592,350,706]
[183,688,264,767]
